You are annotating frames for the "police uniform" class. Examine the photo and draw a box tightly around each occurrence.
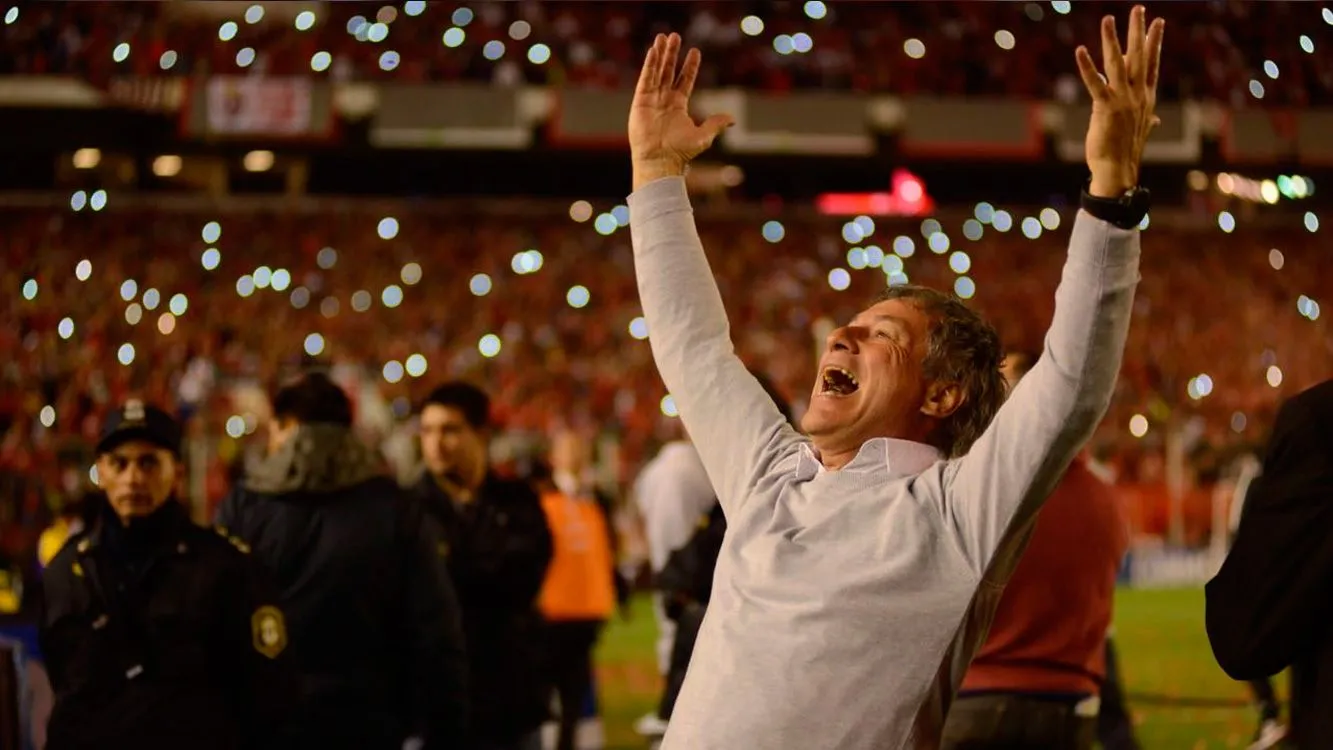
[38,401,295,750]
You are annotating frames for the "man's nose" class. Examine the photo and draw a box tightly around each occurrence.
[827,326,859,354]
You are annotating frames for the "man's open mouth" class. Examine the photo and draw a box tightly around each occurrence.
[819,366,859,396]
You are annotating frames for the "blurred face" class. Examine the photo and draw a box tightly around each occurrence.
[419,404,487,485]
[801,298,957,463]
[267,417,299,455]
[96,440,178,522]
[550,431,588,476]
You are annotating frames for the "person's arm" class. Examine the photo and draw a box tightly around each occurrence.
[217,550,298,748]
[1206,382,1333,679]
[459,483,553,609]
[942,210,1138,577]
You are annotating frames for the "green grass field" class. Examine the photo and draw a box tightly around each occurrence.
[593,588,1275,749]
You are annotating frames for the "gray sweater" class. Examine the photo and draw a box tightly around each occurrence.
[628,177,1139,749]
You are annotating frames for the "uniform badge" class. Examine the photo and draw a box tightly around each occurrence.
[251,605,288,659]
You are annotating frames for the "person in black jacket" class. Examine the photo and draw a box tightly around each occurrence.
[412,382,554,750]
[1207,378,1333,748]
[217,372,467,750]
[40,400,294,750]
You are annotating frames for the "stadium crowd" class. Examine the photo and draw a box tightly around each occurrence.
[1,1,1330,105]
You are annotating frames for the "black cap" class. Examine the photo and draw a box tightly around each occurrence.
[97,399,182,456]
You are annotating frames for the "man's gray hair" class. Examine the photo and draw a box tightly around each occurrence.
[872,284,1006,458]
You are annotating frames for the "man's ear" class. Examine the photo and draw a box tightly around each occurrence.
[921,381,965,420]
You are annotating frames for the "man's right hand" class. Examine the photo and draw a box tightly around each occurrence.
[629,33,734,191]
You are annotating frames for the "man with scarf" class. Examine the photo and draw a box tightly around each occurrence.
[217,372,468,749]
[39,400,294,750]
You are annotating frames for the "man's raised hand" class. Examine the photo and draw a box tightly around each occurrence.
[1075,6,1165,198]
[629,33,734,190]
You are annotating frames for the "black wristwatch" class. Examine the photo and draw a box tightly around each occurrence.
[1080,180,1152,230]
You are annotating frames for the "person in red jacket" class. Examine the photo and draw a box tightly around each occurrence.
[941,351,1131,750]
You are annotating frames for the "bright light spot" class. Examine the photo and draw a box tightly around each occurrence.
[21,279,37,301]
[842,221,865,243]
[290,287,310,309]
[954,276,976,299]
[452,7,474,26]
[169,294,188,315]
[921,219,942,237]
[58,318,74,339]
[1263,60,1279,79]
[157,313,176,335]
[1249,79,1265,99]
[159,50,178,70]
[236,47,256,67]
[478,333,502,358]
[269,268,290,292]
[251,266,271,289]
[629,316,649,340]
[244,4,263,23]
[202,221,221,243]
[235,276,255,298]
[3,6,16,24]
[142,288,161,310]
[71,191,87,211]
[512,250,544,274]
[992,210,1013,232]
[113,43,130,63]
[90,190,107,211]
[904,38,926,59]
[1129,414,1148,438]
[791,33,813,54]
[827,268,851,291]
[442,27,465,47]
[893,236,916,257]
[367,22,389,42]
[405,353,428,377]
[483,40,505,60]
[1138,214,1151,230]
[311,51,332,71]
[117,343,136,366]
[773,35,794,55]
[39,406,55,428]
[470,273,493,296]
[804,0,827,19]
[304,333,325,356]
[123,304,140,324]
[89,465,99,484]
[225,416,246,439]
[1305,211,1320,232]
[152,154,182,177]
[1052,0,1072,12]
[612,205,630,227]
[351,290,372,312]
[528,43,551,64]
[400,262,423,286]
[883,255,904,274]
[594,213,618,235]
[974,202,995,224]
[740,15,764,35]
[1021,217,1043,239]
[928,232,950,254]
[853,215,875,237]
[377,217,399,239]
[848,248,868,269]
[948,251,971,274]
[320,297,340,318]
[887,271,910,286]
[1231,412,1248,433]
[382,284,404,308]
[295,10,316,30]
[1261,180,1280,204]
[1218,211,1236,233]
[218,20,239,41]
[569,201,593,222]
[1325,7,1333,24]
[661,394,679,418]
[1300,35,1314,54]
[404,0,426,16]
[505,20,532,40]
[119,279,138,302]
[379,50,400,71]
[567,285,591,308]
[762,220,785,243]
[864,245,885,268]
[1187,374,1214,400]
[994,30,1015,50]
[316,247,337,269]
[71,148,99,169]
[382,360,405,384]
[962,219,984,241]
[1039,208,1061,230]
[1266,365,1283,388]
[376,5,398,23]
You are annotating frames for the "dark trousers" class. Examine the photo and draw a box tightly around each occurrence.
[545,620,601,750]
[1098,637,1142,750]
[941,694,1096,750]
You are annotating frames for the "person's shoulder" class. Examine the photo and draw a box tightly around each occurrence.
[44,529,92,574]
[488,475,542,506]
[1283,379,1333,416]
[188,522,255,562]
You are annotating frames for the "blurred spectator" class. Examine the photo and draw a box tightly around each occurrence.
[216,372,468,749]
[410,381,553,750]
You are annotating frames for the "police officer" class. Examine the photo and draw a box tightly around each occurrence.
[39,400,294,750]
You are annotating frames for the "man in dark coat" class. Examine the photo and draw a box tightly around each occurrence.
[1207,378,1333,748]
[40,400,293,750]
[218,372,467,749]
[412,381,554,750]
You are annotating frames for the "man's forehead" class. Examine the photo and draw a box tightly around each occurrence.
[852,299,927,326]
[420,404,468,426]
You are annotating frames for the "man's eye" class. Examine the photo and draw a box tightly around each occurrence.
[876,330,892,339]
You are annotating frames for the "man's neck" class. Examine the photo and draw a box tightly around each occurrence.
[433,466,485,503]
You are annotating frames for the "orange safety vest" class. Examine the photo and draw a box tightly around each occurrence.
[537,490,616,622]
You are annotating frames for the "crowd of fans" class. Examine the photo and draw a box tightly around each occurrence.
[3,196,1328,552]
[1,1,1330,105]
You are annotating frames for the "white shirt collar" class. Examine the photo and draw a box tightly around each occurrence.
[796,437,943,480]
